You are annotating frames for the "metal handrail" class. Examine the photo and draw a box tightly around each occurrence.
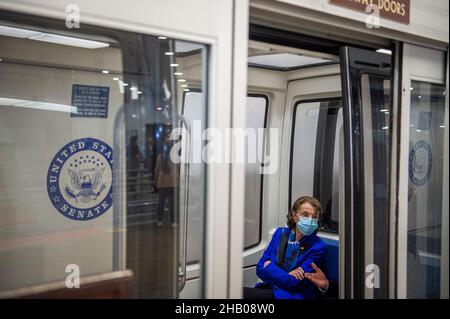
[177,113,191,292]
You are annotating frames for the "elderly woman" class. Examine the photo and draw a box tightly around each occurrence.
[244,196,327,299]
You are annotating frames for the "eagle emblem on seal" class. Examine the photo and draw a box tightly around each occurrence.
[65,168,106,203]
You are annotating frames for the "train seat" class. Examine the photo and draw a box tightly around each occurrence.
[319,235,339,298]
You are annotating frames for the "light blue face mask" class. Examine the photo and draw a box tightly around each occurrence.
[297,217,319,236]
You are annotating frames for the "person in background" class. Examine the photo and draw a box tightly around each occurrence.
[154,133,179,227]
[128,135,143,193]
[146,136,157,183]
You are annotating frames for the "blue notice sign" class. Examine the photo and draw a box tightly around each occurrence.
[71,84,109,118]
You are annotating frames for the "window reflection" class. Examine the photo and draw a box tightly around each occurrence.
[291,99,342,233]
[407,81,446,298]
[0,14,207,299]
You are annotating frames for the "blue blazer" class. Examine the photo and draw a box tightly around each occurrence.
[255,227,327,299]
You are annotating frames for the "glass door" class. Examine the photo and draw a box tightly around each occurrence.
[398,44,448,299]
[0,9,209,299]
[117,36,209,299]
[340,47,393,298]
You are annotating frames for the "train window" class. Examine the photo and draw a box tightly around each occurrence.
[290,99,342,233]
[244,95,268,249]
[0,14,208,299]
[182,93,268,251]
[406,81,446,298]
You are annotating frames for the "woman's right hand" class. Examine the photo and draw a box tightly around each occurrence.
[304,262,329,290]
[289,267,305,280]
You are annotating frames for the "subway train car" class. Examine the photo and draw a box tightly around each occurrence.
[0,0,448,299]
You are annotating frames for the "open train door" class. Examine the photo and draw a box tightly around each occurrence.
[340,47,393,299]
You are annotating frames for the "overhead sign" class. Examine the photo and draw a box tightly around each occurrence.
[329,0,410,24]
[71,84,109,118]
